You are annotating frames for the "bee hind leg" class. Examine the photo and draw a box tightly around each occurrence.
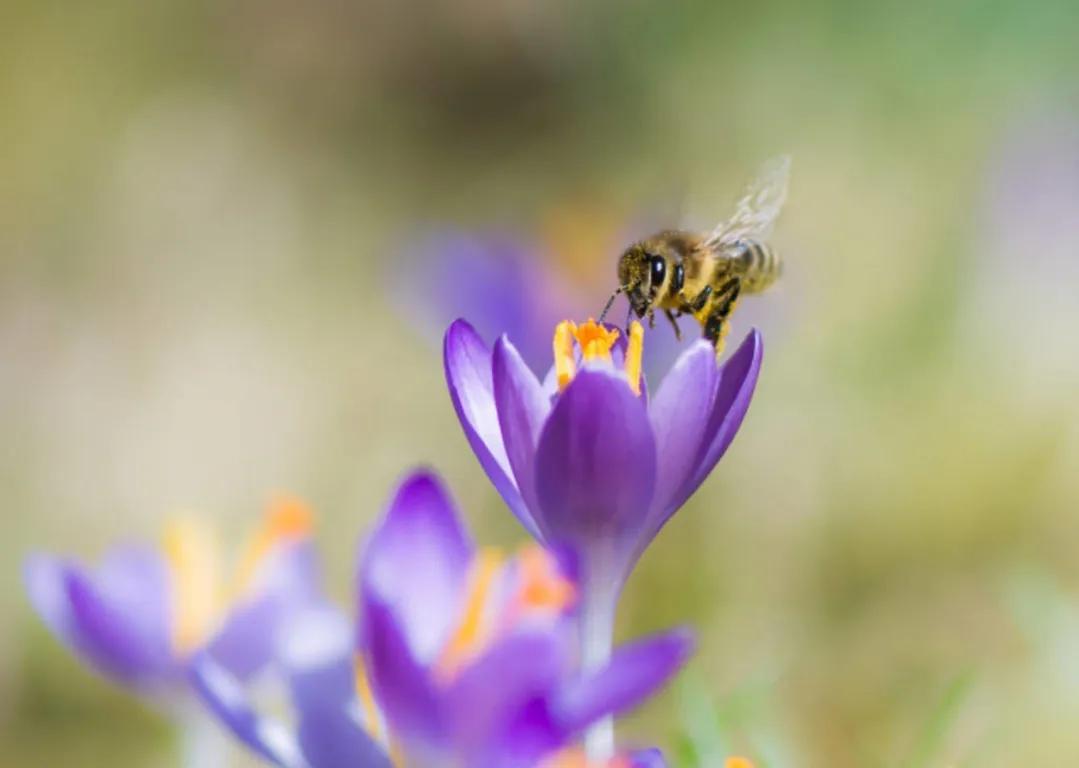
[679,285,712,314]
[703,278,742,359]
[664,309,682,341]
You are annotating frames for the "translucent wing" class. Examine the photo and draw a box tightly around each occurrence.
[706,155,791,248]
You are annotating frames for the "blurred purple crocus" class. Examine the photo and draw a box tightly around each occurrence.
[22,497,320,698]
[444,317,761,755]
[193,469,691,768]
[394,231,585,370]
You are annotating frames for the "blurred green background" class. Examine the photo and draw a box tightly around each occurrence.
[3,1,1079,766]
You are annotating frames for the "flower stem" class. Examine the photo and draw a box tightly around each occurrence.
[178,707,226,768]
[581,571,617,761]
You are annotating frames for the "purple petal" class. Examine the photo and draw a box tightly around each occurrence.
[444,320,537,535]
[24,556,77,646]
[647,341,720,521]
[443,632,567,765]
[279,606,356,713]
[207,541,322,681]
[533,369,656,568]
[360,470,473,664]
[360,594,444,752]
[553,628,694,732]
[298,706,392,768]
[492,336,552,541]
[685,330,763,497]
[25,548,177,687]
[276,606,394,768]
[629,748,668,768]
[189,655,303,768]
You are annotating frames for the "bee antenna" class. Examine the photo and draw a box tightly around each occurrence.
[598,287,623,324]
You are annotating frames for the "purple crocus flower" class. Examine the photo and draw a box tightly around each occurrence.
[444,316,761,755]
[445,317,761,598]
[23,497,320,698]
[193,469,691,768]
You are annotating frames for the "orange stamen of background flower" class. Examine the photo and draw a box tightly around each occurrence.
[436,548,505,680]
[514,544,576,615]
[163,496,313,655]
[233,495,313,598]
[163,517,222,654]
[540,749,633,767]
[726,758,756,768]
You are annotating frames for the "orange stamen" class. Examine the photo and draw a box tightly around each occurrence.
[436,548,504,680]
[573,319,620,362]
[552,318,643,394]
[540,750,633,768]
[233,495,312,597]
[514,544,576,616]
[726,758,756,768]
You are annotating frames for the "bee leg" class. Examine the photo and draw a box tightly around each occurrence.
[680,285,712,314]
[647,310,656,329]
[703,278,742,358]
[664,309,682,341]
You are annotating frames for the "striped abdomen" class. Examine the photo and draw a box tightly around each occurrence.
[726,238,781,293]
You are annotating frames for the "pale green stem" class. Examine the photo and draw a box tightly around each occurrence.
[580,560,619,761]
[178,707,227,768]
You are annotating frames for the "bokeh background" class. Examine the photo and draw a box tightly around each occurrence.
[3,1,1079,766]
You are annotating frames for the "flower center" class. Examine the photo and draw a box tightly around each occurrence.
[552,319,644,396]
[435,544,576,682]
[163,497,313,655]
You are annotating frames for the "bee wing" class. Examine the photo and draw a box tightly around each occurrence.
[705,155,791,248]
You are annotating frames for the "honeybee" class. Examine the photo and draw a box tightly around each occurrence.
[600,156,790,356]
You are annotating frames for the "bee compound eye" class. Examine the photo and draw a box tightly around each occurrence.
[649,256,666,287]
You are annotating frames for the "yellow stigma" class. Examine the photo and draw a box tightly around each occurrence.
[552,318,643,394]
[624,321,643,396]
[163,517,222,654]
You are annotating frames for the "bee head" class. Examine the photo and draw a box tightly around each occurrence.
[618,243,667,318]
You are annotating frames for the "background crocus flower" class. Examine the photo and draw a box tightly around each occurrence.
[193,604,673,768]
[391,228,687,379]
[444,317,761,756]
[359,469,694,767]
[392,231,585,370]
[22,496,320,697]
[195,469,693,768]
